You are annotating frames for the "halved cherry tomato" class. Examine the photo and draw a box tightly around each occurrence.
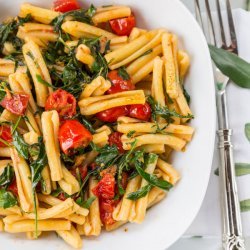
[108,132,124,153]
[58,120,93,155]
[106,70,134,94]
[0,125,12,147]
[100,199,117,225]
[96,106,129,123]
[109,15,136,36]
[45,89,76,119]
[92,173,115,200]
[71,164,88,180]
[128,102,151,121]
[1,93,29,116]
[7,178,18,197]
[53,0,80,12]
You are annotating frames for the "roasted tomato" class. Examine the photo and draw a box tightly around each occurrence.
[58,120,93,155]
[109,15,136,36]
[57,192,67,201]
[53,0,80,12]
[1,93,29,116]
[96,106,129,123]
[7,178,18,197]
[128,103,151,121]
[108,132,124,153]
[0,125,12,147]
[100,199,117,225]
[92,173,115,200]
[106,70,134,94]
[45,89,76,119]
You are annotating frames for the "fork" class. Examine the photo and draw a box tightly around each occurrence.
[194,0,245,249]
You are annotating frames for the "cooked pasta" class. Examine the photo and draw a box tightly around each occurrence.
[0,1,194,248]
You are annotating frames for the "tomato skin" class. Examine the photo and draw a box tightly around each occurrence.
[0,125,12,147]
[108,132,124,153]
[58,120,93,155]
[100,199,117,225]
[1,93,29,116]
[57,192,67,201]
[96,106,129,123]
[7,179,18,197]
[109,15,136,36]
[128,103,152,121]
[71,165,88,180]
[106,70,134,94]
[45,89,76,119]
[53,0,80,12]
[92,173,115,200]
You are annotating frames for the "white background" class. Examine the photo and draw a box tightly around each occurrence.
[171,0,248,249]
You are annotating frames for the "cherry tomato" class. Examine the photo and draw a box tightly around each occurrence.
[106,70,134,94]
[53,0,80,12]
[128,103,151,121]
[108,132,124,153]
[57,192,67,201]
[92,173,115,200]
[1,93,29,116]
[109,15,136,36]
[96,106,129,123]
[0,125,12,147]
[45,89,76,119]
[7,178,18,197]
[58,120,93,155]
[71,165,88,180]
[100,199,116,225]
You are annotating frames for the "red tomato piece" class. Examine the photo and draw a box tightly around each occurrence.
[106,70,134,94]
[71,165,88,180]
[128,102,152,121]
[100,199,116,225]
[53,0,80,12]
[57,192,67,201]
[7,178,18,197]
[45,89,76,119]
[109,15,136,36]
[121,172,128,190]
[92,173,115,200]
[108,132,124,153]
[96,106,129,123]
[1,93,29,116]
[0,125,12,147]
[58,120,93,155]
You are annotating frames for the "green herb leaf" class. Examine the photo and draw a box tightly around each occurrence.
[30,137,48,189]
[0,164,14,188]
[209,45,250,89]
[127,184,152,200]
[127,130,136,138]
[139,49,153,58]
[117,67,130,80]
[240,199,250,212]
[76,196,96,209]
[94,144,119,166]
[12,130,29,159]
[36,74,54,88]
[0,189,17,208]
[80,116,95,134]
[245,123,250,142]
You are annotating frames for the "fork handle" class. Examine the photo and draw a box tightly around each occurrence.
[217,129,245,250]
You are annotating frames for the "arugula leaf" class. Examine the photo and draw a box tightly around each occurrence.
[117,67,130,80]
[30,137,48,189]
[139,49,153,58]
[76,196,96,209]
[245,123,250,142]
[135,164,173,191]
[148,95,193,123]
[36,74,54,88]
[127,184,152,200]
[94,144,119,166]
[127,130,136,138]
[0,164,14,188]
[12,130,29,159]
[209,45,250,89]
[80,116,95,133]
[51,5,96,32]
[0,189,17,208]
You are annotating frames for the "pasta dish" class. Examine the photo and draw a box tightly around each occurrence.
[0,0,194,248]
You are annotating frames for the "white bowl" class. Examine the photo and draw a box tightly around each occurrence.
[0,0,216,249]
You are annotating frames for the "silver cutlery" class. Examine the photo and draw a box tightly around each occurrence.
[194,0,245,249]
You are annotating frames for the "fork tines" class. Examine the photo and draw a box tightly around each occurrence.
[194,0,238,54]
